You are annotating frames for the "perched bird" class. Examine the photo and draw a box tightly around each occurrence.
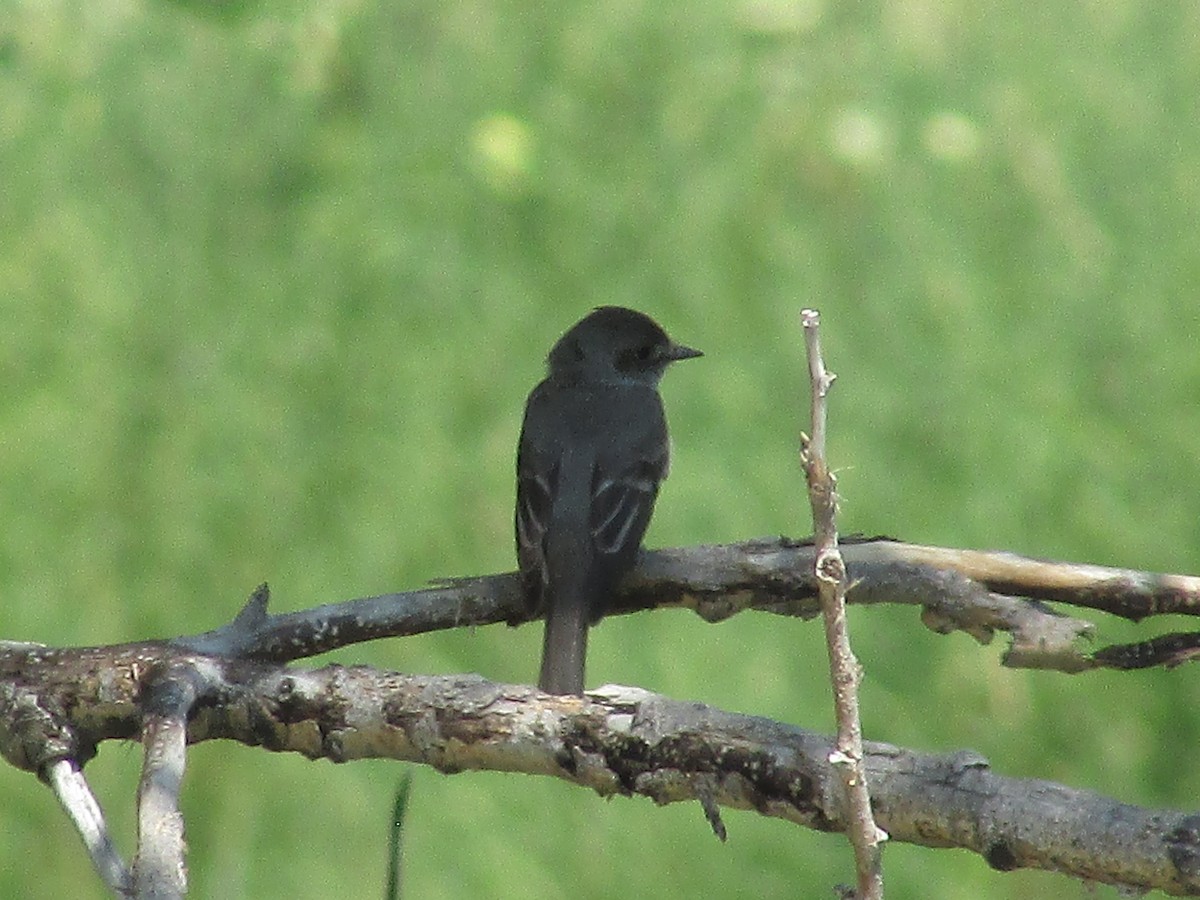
[515,307,702,695]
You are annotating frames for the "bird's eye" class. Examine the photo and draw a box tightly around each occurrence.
[635,345,654,362]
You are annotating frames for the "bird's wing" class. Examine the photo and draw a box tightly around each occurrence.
[589,451,665,558]
[516,448,555,611]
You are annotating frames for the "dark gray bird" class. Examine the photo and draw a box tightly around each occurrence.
[516,307,702,695]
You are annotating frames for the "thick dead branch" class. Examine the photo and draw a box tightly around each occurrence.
[166,539,1200,674]
[6,540,1200,897]
[3,648,1199,896]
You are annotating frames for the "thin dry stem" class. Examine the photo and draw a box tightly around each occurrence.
[800,308,884,900]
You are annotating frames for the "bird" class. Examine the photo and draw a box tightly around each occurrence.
[515,306,702,695]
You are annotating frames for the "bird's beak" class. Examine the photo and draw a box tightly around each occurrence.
[666,342,703,362]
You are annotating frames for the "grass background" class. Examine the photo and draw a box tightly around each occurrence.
[2,1,1199,897]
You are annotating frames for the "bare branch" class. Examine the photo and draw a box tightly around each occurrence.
[890,543,1200,620]
[800,308,836,459]
[134,663,205,899]
[46,759,131,897]
[8,654,1200,896]
[799,309,883,899]
[1094,632,1200,670]
[155,538,1200,676]
[11,535,1200,897]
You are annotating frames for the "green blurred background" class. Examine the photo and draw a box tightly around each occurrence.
[2,1,1198,897]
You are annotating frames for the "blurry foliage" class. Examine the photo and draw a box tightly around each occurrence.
[1,1,1198,897]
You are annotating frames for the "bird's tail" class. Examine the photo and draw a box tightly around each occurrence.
[538,588,589,695]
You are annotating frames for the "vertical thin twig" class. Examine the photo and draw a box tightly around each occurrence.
[799,309,885,900]
[385,772,413,900]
